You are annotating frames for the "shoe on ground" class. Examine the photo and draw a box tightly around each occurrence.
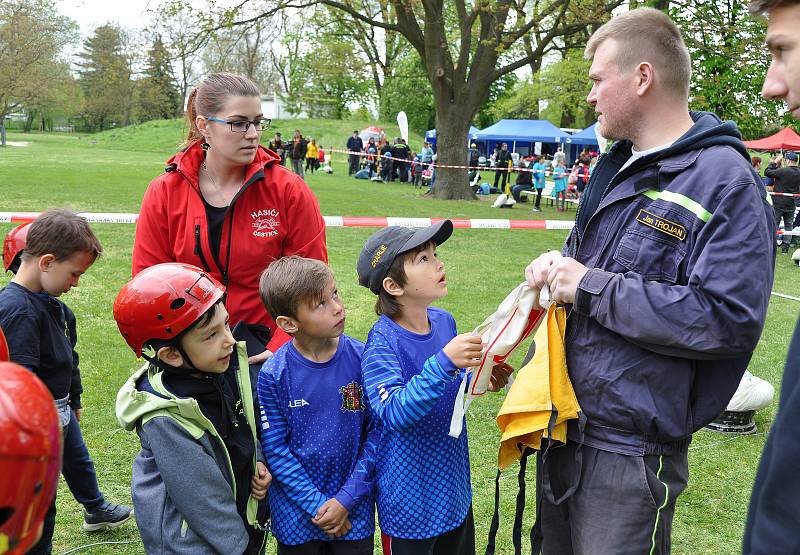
[83,502,134,532]
[532,208,541,212]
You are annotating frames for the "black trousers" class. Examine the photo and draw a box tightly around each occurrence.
[277,537,374,555]
[381,507,475,555]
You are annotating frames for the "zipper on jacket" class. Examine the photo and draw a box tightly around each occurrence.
[194,224,212,273]
[221,205,234,287]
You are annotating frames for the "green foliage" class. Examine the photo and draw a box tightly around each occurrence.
[136,35,181,123]
[671,1,785,138]
[274,9,372,119]
[492,51,593,128]
[379,53,435,135]
[475,72,519,129]
[76,25,135,132]
[0,0,78,128]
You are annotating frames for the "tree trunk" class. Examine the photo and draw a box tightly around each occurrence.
[0,124,6,146]
[431,104,473,200]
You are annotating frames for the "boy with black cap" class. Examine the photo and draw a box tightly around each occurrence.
[356,220,511,555]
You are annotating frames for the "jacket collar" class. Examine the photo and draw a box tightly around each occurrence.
[167,141,281,191]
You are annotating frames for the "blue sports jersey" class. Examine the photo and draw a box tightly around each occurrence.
[257,335,378,545]
[361,307,472,539]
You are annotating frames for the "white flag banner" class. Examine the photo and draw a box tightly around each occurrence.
[397,111,409,144]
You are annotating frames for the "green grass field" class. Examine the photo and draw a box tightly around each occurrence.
[0,120,797,554]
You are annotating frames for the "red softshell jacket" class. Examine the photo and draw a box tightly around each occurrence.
[132,142,328,351]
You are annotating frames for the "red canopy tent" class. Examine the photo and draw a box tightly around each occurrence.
[743,127,800,150]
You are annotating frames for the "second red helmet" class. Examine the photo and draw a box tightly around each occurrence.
[2,222,31,273]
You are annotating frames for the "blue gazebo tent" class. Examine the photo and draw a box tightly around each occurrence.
[565,122,600,163]
[569,123,600,145]
[425,126,480,149]
[472,120,571,158]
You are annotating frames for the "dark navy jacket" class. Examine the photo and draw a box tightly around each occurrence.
[743,318,800,554]
[564,112,776,455]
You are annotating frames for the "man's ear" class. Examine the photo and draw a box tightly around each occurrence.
[635,62,655,97]
[38,254,56,272]
[156,346,184,367]
[275,315,299,335]
[382,276,404,298]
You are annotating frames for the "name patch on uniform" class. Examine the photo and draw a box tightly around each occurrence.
[636,209,686,240]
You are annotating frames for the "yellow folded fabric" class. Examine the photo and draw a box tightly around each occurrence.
[496,303,582,471]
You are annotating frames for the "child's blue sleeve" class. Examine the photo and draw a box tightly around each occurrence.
[333,403,379,511]
[257,368,327,517]
[361,332,459,432]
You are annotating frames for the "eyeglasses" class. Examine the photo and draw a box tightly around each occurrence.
[205,116,271,133]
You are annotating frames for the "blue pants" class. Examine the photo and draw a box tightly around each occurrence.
[29,410,105,555]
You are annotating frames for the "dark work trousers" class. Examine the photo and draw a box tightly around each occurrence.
[381,507,475,555]
[511,183,534,202]
[775,205,796,251]
[348,154,360,175]
[494,169,509,193]
[538,442,689,555]
[277,537,374,555]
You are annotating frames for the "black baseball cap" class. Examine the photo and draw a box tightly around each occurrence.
[357,220,454,294]
[787,151,798,161]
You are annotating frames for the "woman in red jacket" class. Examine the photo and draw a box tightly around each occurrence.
[132,73,327,364]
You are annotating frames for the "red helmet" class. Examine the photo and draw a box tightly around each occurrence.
[2,223,30,273]
[0,326,8,362]
[113,263,225,357]
[0,362,62,554]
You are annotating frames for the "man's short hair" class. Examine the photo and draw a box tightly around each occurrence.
[23,209,102,262]
[749,0,799,14]
[259,256,333,320]
[585,7,691,98]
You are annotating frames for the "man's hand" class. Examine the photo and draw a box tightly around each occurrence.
[248,349,273,366]
[525,251,563,290]
[488,362,514,392]
[312,498,350,538]
[250,462,272,500]
[546,257,590,305]
[73,408,83,422]
[443,334,484,369]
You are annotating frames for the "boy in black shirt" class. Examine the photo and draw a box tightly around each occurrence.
[0,210,133,554]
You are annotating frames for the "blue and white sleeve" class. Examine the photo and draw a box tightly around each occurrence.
[361,332,458,432]
[257,368,327,517]
[334,403,380,511]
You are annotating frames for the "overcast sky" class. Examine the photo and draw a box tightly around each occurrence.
[57,0,157,34]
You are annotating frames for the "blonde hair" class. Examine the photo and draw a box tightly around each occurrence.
[183,73,260,148]
[585,8,691,99]
[259,256,333,320]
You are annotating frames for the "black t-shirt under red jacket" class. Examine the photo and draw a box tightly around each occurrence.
[132,141,328,351]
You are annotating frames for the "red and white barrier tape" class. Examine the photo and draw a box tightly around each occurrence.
[3,212,799,235]
[0,212,574,230]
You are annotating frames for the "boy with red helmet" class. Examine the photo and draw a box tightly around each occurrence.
[114,262,271,554]
[0,327,62,555]
[2,221,132,542]
[0,212,132,554]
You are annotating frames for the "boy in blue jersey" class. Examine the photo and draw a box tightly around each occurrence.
[258,256,379,555]
[356,220,512,555]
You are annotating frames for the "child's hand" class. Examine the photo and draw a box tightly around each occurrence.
[488,362,514,391]
[250,462,272,500]
[443,333,484,369]
[312,498,349,537]
[248,349,273,365]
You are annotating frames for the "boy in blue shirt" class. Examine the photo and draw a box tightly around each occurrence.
[356,220,511,555]
[0,210,133,555]
[258,255,378,555]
